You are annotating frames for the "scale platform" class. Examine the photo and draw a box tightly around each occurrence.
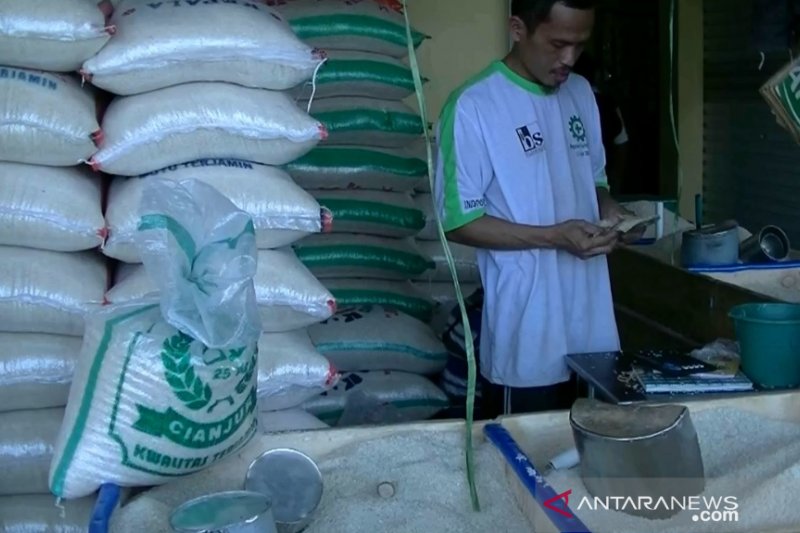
[565,351,783,404]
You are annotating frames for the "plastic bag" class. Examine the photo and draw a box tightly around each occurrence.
[136,179,260,348]
[49,179,262,499]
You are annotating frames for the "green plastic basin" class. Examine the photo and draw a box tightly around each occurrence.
[729,303,800,389]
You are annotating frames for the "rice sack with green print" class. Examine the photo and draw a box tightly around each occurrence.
[265,0,428,58]
[286,144,427,191]
[290,51,422,100]
[49,179,262,500]
[310,190,424,238]
[293,234,433,280]
[322,278,434,323]
[308,305,447,375]
[303,96,424,149]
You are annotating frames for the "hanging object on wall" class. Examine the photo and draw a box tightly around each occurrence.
[759,54,800,144]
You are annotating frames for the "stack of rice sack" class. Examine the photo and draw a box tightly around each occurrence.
[413,193,482,334]
[270,0,450,426]
[80,0,338,431]
[0,1,112,526]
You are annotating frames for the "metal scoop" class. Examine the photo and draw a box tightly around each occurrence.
[569,399,705,520]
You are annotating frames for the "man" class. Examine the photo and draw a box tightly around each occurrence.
[573,51,630,192]
[433,0,640,415]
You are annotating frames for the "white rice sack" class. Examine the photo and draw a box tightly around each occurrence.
[49,302,260,499]
[0,494,95,532]
[83,0,324,95]
[258,409,329,433]
[0,246,108,336]
[107,249,336,332]
[0,407,63,496]
[293,234,434,280]
[105,160,327,262]
[0,0,112,72]
[415,192,440,240]
[413,240,480,283]
[49,179,262,499]
[301,370,449,426]
[291,51,418,100]
[90,82,325,176]
[237,248,337,332]
[311,190,424,238]
[308,305,448,375]
[286,144,427,191]
[323,278,434,323]
[0,68,100,166]
[0,333,80,412]
[267,0,428,58]
[258,330,338,412]
[0,162,105,252]
[305,96,424,148]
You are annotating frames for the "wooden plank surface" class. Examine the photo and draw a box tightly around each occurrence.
[614,304,698,350]
[608,247,779,344]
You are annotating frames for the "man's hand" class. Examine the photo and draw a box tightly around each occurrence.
[596,188,644,244]
[550,219,619,259]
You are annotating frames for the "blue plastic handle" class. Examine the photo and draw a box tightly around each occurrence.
[484,424,592,533]
[89,483,121,533]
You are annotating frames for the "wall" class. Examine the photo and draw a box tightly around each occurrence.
[595,0,667,196]
[677,0,704,219]
[702,0,800,242]
[406,0,509,121]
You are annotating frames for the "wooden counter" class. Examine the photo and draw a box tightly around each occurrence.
[608,246,779,350]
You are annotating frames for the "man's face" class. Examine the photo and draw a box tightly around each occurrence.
[510,3,594,87]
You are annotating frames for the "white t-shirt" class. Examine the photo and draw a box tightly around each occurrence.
[433,60,621,387]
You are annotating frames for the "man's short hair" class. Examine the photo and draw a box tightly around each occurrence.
[511,0,597,32]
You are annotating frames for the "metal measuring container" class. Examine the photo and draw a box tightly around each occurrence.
[245,448,323,533]
[170,490,278,533]
[570,399,705,520]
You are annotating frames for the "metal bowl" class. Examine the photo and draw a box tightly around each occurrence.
[739,225,791,263]
[170,490,277,533]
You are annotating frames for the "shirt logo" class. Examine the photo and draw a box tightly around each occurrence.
[515,123,545,154]
[568,115,589,157]
[569,115,586,143]
[463,198,486,211]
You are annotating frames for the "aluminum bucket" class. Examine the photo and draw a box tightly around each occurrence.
[570,399,705,519]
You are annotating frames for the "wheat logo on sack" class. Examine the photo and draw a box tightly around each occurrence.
[132,331,257,452]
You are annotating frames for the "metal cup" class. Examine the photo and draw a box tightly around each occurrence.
[739,225,791,263]
[245,449,323,533]
[170,491,278,533]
